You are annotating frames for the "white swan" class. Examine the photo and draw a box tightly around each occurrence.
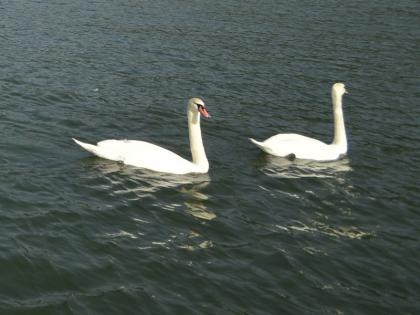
[250,83,348,161]
[73,98,211,174]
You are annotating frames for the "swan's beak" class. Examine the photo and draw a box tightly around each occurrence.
[198,106,211,118]
[344,88,349,94]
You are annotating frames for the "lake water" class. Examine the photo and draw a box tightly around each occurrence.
[1,0,419,314]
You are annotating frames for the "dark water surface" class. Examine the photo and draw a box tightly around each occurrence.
[1,0,419,314]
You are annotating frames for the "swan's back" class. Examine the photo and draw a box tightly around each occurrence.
[265,134,326,148]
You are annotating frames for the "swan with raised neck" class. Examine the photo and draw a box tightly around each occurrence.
[73,97,211,174]
[249,83,348,161]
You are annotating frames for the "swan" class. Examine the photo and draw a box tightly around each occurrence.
[73,97,211,174]
[250,83,348,161]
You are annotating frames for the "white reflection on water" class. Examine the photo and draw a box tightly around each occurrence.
[83,158,216,250]
[84,158,216,220]
[256,154,352,179]
[178,230,214,251]
[180,181,216,221]
[83,158,211,192]
[277,220,374,240]
[103,230,138,239]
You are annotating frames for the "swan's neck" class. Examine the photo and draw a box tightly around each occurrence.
[331,93,347,153]
[188,110,209,171]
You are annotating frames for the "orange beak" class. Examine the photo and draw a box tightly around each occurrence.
[198,106,211,118]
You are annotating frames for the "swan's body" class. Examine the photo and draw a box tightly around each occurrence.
[250,83,348,161]
[73,98,210,174]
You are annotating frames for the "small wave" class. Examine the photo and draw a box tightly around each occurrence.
[103,230,138,239]
[277,220,374,240]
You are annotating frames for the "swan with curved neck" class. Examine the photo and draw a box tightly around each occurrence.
[250,83,348,161]
[73,98,211,174]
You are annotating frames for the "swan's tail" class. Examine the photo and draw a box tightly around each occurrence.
[249,137,274,155]
[249,138,265,149]
[72,138,100,156]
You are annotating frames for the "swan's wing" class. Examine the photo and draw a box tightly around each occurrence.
[262,134,331,159]
[76,139,195,174]
[98,140,195,172]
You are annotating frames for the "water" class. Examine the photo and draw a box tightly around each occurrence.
[1,0,419,314]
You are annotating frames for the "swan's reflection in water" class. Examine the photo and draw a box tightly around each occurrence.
[252,154,373,240]
[88,159,215,218]
[255,153,352,179]
[180,181,216,221]
[82,158,215,250]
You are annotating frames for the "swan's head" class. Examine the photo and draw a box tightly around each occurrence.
[332,83,348,97]
[188,97,211,118]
